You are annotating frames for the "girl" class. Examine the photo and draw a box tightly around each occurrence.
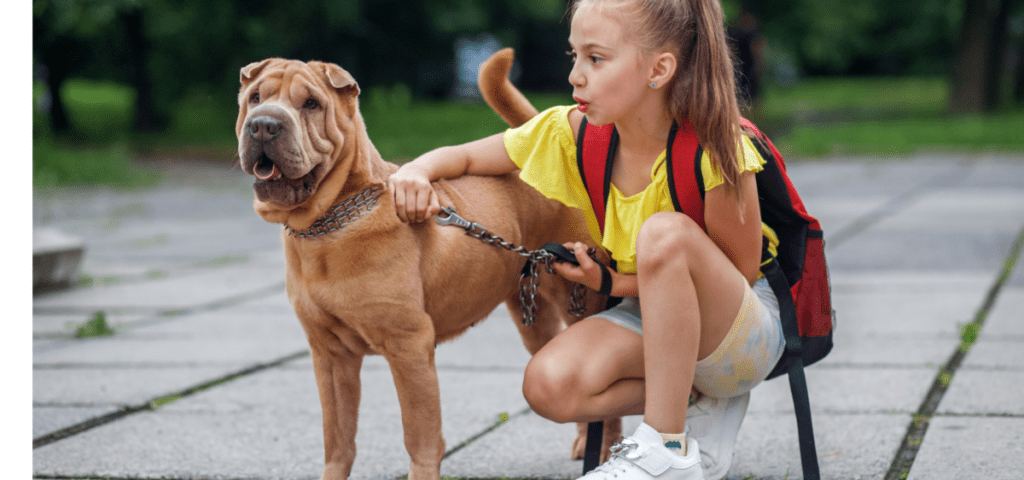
[388,0,785,479]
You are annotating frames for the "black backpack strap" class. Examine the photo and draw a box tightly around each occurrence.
[763,257,821,480]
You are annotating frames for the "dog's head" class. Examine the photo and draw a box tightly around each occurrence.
[236,58,363,225]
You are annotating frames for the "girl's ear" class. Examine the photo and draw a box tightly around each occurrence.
[649,51,677,88]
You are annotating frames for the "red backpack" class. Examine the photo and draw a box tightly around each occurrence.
[576,116,834,480]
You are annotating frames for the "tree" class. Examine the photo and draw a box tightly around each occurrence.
[948,0,1023,113]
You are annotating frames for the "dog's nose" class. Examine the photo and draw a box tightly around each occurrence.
[248,115,282,141]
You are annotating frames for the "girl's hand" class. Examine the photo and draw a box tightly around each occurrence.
[387,164,441,223]
[550,242,607,292]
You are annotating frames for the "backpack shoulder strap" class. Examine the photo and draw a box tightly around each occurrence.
[665,119,706,230]
[576,116,617,235]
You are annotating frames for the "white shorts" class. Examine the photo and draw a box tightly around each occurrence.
[595,277,785,398]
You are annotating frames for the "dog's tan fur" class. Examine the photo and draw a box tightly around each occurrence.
[236,51,620,480]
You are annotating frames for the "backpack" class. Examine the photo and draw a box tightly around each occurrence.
[576,116,835,480]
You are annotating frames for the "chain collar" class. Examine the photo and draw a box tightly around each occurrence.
[285,185,382,239]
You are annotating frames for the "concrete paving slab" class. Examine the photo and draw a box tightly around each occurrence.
[725,413,909,480]
[33,406,120,439]
[33,312,151,337]
[32,264,285,312]
[434,305,535,369]
[747,368,935,415]
[440,409,588,479]
[827,229,1019,273]
[817,335,955,367]
[136,310,307,342]
[33,408,328,480]
[982,289,1024,336]
[33,366,242,405]
[874,188,1024,232]
[937,370,1024,416]
[959,338,1024,368]
[445,409,911,480]
[907,416,1024,480]
[830,290,984,337]
[33,335,308,365]
[34,352,533,480]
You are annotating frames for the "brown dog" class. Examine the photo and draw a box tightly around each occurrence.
[236,53,620,480]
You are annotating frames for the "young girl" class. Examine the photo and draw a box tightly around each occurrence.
[388,0,785,479]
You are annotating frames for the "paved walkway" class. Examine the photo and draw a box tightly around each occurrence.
[32,155,1024,479]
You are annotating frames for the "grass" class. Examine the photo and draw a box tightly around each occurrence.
[32,76,1024,189]
[70,311,115,338]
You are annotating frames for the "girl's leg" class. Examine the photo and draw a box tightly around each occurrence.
[523,315,646,424]
[522,211,747,430]
[635,211,748,435]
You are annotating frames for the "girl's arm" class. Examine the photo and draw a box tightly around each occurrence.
[388,132,517,223]
[704,169,763,286]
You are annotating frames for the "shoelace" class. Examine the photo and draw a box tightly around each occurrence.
[588,439,644,478]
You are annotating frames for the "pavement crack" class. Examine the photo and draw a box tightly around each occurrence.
[884,220,1024,480]
[32,349,309,449]
[439,406,532,461]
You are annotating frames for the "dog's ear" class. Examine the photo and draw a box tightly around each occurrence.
[322,63,360,96]
[240,59,275,87]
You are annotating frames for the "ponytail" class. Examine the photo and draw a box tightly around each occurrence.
[671,0,743,192]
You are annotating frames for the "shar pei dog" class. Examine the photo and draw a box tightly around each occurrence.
[235,51,621,480]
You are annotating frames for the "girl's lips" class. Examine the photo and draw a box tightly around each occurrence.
[575,99,589,113]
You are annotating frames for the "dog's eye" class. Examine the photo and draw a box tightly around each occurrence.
[250,92,260,104]
[304,98,320,109]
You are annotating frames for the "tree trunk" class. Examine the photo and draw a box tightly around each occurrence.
[44,62,70,132]
[1015,45,1024,103]
[949,0,998,114]
[124,8,164,131]
[983,0,1010,110]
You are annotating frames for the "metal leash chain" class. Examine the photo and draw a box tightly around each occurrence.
[436,206,595,326]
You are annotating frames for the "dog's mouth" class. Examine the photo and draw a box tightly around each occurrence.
[252,158,320,206]
[253,154,283,181]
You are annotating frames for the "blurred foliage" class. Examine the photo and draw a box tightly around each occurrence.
[30,0,1024,183]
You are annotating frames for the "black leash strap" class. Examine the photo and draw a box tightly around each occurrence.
[583,421,603,473]
[763,258,821,480]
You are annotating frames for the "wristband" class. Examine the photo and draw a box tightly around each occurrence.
[597,262,613,296]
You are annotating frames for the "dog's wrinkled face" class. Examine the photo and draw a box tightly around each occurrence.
[236,58,359,208]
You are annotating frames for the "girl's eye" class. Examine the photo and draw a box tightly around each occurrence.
[590,55,602,64]
[566,50,577,63]
[304,98,319,109]
[250,92,260,104]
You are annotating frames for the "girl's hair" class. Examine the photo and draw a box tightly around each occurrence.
[570,0,744,191]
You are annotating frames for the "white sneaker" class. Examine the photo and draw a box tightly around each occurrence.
[684,392,750,480]
[579,422,704,480]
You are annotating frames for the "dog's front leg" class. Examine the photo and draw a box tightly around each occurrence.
[308,334,364,480]
[383,325,445,480]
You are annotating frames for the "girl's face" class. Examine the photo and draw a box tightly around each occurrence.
[568,1,654,126]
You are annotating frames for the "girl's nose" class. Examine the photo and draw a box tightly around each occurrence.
[568,61,584,88]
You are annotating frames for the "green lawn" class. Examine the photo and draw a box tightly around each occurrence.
[32,76,1024,188]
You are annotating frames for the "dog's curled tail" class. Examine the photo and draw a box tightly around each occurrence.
[477,48,539,128]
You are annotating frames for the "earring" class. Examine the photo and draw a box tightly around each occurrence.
[651,82,657,88]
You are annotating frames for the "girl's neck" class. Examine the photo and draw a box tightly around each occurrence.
[613,98,675,162]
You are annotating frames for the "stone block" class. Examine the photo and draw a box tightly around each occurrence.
[937,370,1024,416]
[908,416,1024,480]
[33,228,85,291]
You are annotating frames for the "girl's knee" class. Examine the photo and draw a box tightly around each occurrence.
[636,212,703,273]
[523,354,580,424]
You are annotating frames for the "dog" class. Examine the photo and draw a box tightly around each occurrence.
[236,51,621,480]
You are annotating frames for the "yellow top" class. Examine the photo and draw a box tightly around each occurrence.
[504,105,775,274]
